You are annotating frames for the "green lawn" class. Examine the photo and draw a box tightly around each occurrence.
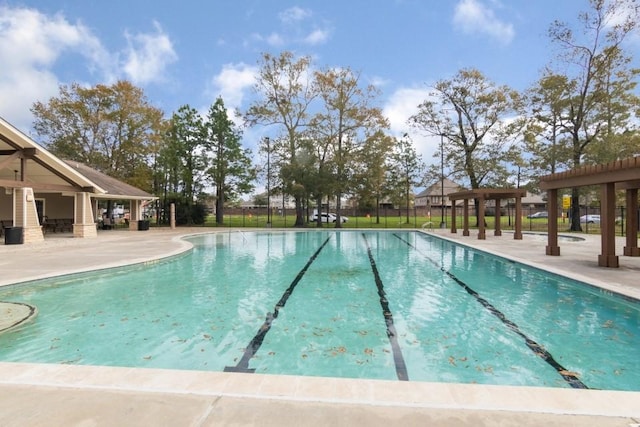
[191,214,634,236]
[151,214,638,237]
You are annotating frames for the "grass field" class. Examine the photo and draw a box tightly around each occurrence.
[192,214,621,235]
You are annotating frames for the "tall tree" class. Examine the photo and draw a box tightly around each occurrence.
[524,73,574,178]
[387,135,425,224]
[353,130,395,223]
[244,51,317,227]
[313,66,388,227]
[204,97,255,224]
[163,105,208,225]
[410,68,521,191]
[540,0,640,230]
[31,80,163,191]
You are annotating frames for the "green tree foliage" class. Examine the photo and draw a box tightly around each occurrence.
[352,130,395,223]
[527,0,639,230]
[160,105,208,225]
[244,52,318,227]
[204,97,255,224]
[410,68,521,191]
[31,80,163,191]
[387,135,425,223]
[313,66,389,227]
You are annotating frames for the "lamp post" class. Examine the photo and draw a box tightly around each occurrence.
[266,137,271,227]
[440,134,446,228]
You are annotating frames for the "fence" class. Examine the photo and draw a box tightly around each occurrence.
[173,205,639,236]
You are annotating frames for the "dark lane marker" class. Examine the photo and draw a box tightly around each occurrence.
[224,235,332,373]
[394,233,587,389]
[362,233,409,381]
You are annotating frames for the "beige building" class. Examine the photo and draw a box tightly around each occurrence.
[0,116,156,244]
[415,178,465,212]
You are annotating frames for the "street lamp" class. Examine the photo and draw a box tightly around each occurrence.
[440,134,446,228]
[266,136,271,227]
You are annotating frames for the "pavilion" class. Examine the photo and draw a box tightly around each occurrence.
[448,188,527,240]
[539,157,640,268]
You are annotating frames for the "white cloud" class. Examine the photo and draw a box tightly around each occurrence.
[266,32,285,46]
[122,21,178,85]
[207,62,258,115]
[279,7,312,24]
[383,85,441,164]
[303,28,330,45]
[0,6,178,130]
[453,0,515,45]
[368,75,391,88]
[0,6,109,130]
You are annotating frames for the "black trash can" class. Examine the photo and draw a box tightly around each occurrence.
[4,227,23,245]
[138,220,150,231]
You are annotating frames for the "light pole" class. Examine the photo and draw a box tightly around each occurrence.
[440,134,446,228]
[266,136,271,227]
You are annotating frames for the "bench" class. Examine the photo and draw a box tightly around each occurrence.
[44,218,73,233]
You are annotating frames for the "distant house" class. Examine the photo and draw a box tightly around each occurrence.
[514,191,547,215]
[415,178,466,213]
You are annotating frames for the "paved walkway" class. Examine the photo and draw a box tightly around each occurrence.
[0,227,638,426]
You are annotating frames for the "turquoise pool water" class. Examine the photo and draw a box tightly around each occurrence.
[0,231,638,390]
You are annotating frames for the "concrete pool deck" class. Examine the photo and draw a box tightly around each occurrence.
[0,227,638,426]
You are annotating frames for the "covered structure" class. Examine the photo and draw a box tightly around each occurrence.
[539,157,640,268]
[0,116,156,244]
[448,188,527,240]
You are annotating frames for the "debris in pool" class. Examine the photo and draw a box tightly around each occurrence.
[559,369,580,377]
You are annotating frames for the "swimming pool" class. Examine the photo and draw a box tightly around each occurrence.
[0,230,637,391]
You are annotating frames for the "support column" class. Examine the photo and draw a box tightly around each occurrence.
[494,198,502,236]
[450,201,457,233]
[15,187,44,244]
[462,199,470,236]
[546,189,560,256]
[514,196,523,240]
[477,197,486,240]
[73,192,97,238]
[624,188,639,256]
[129,200,141,230]
[598,182,618,267]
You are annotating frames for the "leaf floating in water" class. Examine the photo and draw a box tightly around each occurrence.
[203,334,211,340]
[364,348,373,355]
[559,369,580,377]
[143,356,152,360]
[301,353,308,359]
[602,320,614,328]
[268,351,275,356]
[448,356,456,366]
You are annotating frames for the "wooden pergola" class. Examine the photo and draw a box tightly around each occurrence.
[448,188,527,240]
[539,157,640,268]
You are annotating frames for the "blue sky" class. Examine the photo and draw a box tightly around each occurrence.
[0,0,631,168]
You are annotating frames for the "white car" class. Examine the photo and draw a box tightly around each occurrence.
[580,214,600,224]
[310,212,348,223]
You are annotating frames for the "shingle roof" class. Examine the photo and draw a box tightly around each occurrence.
[63,161,156,199]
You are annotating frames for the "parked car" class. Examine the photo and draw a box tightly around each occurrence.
[309,212,348,223]
[580,214,600,224]
[527,211,548,219]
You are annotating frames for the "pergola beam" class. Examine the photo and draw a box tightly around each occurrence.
[448,188,526,240]
[539,157,640,268]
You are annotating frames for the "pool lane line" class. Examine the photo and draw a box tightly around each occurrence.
[361,233,409,381]
[224,235,332,373]
[393,233,588,389]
